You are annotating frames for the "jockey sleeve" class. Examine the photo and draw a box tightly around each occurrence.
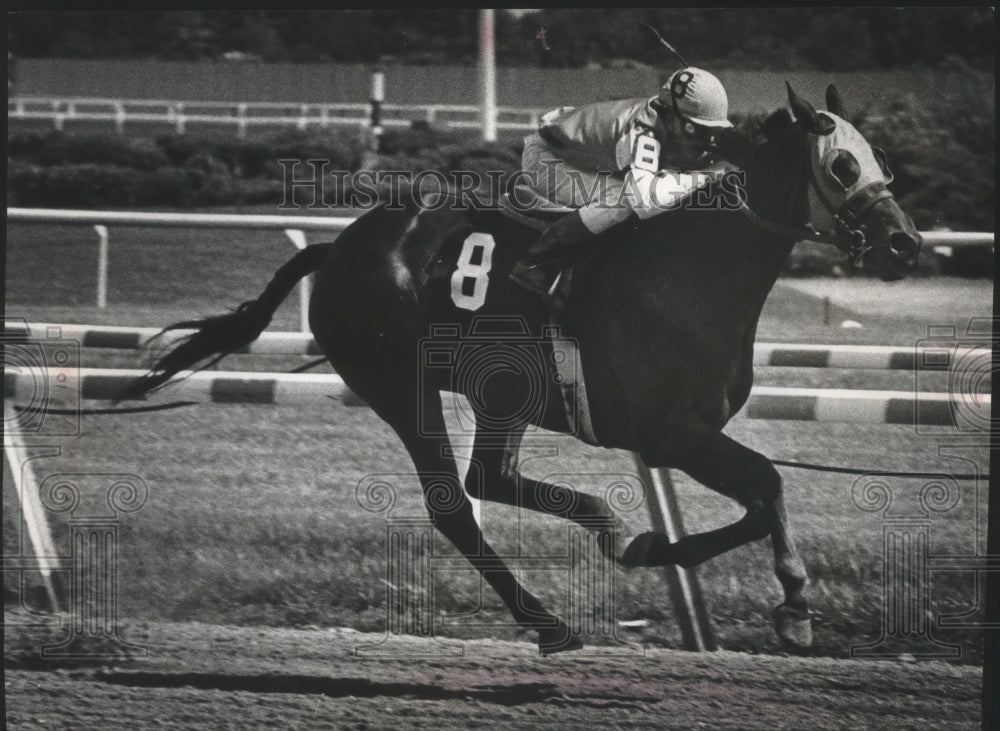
[578,157,731,234]
[622,128,730,219]
[625,166,716,219]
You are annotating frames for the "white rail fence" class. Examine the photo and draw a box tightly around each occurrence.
[4,366,989,429]
[9,96,545,137]
[7,322,992,374]
[4,318,990,652]
[8,208,994,330]
[9,208,358,332]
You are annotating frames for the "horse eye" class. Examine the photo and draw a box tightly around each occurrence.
[871,146,894,184]
[829,150,861,189]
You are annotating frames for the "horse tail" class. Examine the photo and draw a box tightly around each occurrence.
[120,242,330,400]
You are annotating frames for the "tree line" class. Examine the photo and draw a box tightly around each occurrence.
[7,9,994,70]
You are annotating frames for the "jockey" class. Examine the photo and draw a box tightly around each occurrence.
[509,66,735,297]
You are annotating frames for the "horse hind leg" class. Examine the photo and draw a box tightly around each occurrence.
[462,423,634,563]
[623,415,812,648]
[369,388,583,655]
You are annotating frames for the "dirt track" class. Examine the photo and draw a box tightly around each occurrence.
[5,621,982,730]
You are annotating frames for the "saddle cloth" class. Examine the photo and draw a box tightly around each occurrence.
[549,330,600,446]
[495,186,599,444]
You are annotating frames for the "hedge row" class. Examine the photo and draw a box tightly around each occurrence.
[8,102,992,227]
[7,126,525,208]
[7,161,275,208]
[6,89,993,274]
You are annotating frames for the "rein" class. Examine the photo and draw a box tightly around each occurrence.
[736,202,833,246]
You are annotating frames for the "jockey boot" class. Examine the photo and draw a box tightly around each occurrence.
[508,210,595,298]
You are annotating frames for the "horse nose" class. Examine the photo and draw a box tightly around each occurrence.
[890,231,921,263]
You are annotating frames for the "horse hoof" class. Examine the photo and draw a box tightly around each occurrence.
[538,623,584,656]
[774,603,813,648]
[620,532,675,568]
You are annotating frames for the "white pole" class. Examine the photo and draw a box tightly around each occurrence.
[478,10,497,142]
[3,403,61,614]
[633,456,717,652]
[442,394,480,526]
[283,229,311,333]
[94,225,109,308]
[370,66,385,151]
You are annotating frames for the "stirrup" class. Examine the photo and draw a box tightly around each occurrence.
[509,262,560,298]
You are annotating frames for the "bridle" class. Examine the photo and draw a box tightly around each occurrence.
[806,155,894,266]
[737,124,894,266]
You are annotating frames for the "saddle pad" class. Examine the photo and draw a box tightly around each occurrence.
[549,327,599,446]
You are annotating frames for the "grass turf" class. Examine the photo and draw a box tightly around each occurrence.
[4,215,992,664]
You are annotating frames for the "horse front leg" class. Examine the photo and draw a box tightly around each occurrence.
[623,412,812,648]
[764,492,812,648]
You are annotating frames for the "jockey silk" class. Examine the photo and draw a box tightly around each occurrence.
[524,97,721,228]
[537,97,674,173]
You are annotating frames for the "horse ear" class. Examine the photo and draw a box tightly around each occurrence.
[826,84,847,118]
[786,81,835,135]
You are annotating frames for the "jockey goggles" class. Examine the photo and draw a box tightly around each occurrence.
[670,72,718,150]
[680,119,720,150]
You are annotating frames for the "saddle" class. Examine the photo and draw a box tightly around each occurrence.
[497,184,581,311]
[498,185,576,232]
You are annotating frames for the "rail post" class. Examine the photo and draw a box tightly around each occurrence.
[633,457,718,651]
[53,99,64,131]
[2,403,62,615]
[283,229,311,333]
[370,66,385,153]
[478,10,497,142]
[94,225,109,309]
[113,102,125,134]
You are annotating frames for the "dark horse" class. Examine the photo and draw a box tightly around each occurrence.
[125,85,921,654]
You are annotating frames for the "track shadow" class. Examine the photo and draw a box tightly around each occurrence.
[95,671,562,706]
[93,671,661,708]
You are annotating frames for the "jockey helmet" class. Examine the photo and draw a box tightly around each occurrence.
[660,67,733,129]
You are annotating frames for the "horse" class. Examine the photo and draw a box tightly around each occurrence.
[123,84,922,655]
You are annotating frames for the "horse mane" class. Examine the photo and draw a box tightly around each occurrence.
[730,108,810,230]
[618,107,809,244]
